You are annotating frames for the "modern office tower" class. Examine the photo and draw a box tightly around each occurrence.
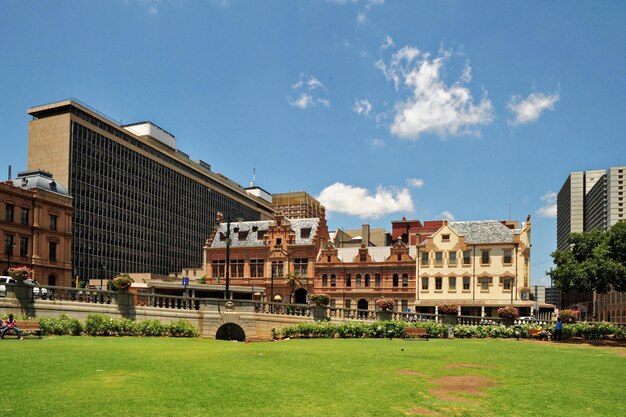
[557,166,625,320]
[26,99,274,282]
[556,169,606,250]
[271,191,323,219]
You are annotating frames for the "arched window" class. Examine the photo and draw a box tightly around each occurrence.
[356,274,362,287]
[364,274,370,287]
[331,274,337,287]
[402,274,408,287]
[322,274,328,287]
[393,274,399,287]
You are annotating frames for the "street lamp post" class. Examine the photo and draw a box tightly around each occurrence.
[224,218,231,300]
[5,241,15,270]
[99,262,106,290]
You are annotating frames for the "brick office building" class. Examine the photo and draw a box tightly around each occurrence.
[1,171,73,286]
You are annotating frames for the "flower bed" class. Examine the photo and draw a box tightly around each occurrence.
[8,266,33,283]
[438,304,459,315]
[497,306,520,319]
[375,298,396,312]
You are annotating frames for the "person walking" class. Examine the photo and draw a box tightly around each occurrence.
[554,317,563,341]
[0,314,23,340]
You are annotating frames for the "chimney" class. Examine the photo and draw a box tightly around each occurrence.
[361,224,370,247]
[8,165,11,180]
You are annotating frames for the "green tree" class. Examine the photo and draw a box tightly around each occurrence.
[284,271,303,303]
[548,221,626,293]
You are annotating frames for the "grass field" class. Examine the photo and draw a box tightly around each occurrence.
[1,336,624,417]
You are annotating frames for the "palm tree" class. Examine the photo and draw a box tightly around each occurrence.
[285,271,304,303]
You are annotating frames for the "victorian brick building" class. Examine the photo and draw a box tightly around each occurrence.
[1,171,73,286]
[204,209,330,303]
[314,238,416,312]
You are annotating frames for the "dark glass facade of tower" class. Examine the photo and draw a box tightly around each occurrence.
[29,101,273,281]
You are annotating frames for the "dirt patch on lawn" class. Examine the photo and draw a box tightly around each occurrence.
[443,363,494,370]
[429,375,496,403]
[398,369,424,376]
[408,407,441,416]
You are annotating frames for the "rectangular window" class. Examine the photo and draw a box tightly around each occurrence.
[421,252,429,266]
[331,275,336,287]
[481,250,490,265]
[330,299,336,308]
[5,204,14,222]
[442,234,450,242]
[346,273,351,287]
[212,260,225,278]
[375,273,381,287]
[4,235,14,255]
[402,274,408,287]
[503,250,513,265]
[345,299,351,309]
[480,277,491,290]
[435,252,443,266]
[463,276,470,290]
[50,214,58,231]
[294,258,308,277]
[271,261,283,278]
[435,277,442,290]
[463,250,471,265]
[49,242,57,261]
[230,259,244,278]
[356,275,362,287]
[322,275,328,286]
[449,276,456,290]
[401,300,409,312]
[448,251,457,266]
[237,230,249,241]
[19,237,28,257]
[364,274,370,287]
[250,259,264,278]
[421,277,429,290]
[21,208,29,225]
[300,228,311,239]
[502,278,512,290]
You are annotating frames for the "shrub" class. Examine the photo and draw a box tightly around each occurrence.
[438,304,459,315]
[137,320,167,336]
[85,314,116,336]
[309,294,330,306]
[168,320,199,337]
[497,306,520,319]
[38,315,83,336]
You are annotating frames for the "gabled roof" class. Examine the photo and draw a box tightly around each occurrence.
[210,218,320,248]
[448,220,520,244]
[336,246,417,262]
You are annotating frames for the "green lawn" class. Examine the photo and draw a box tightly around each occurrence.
[2,337,624,417]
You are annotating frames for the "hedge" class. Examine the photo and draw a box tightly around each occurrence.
[272,321,626,340]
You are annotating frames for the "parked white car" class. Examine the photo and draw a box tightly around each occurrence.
[0,276,48,298]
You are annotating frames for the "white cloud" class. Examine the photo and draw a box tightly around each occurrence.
[317,182,413,219]
[139,0,160,15]
[354,99,373,116]
[438,211,455,221]
[537,191,557,218]
[406,178,425,189]
[369,138,386,149]
[376,46,494,140]
[381,35,394,50]
[357,12,367,23]
[289,74,330,109]
[507,92,560,126]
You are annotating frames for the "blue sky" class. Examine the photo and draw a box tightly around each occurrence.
[1,1,625,285]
